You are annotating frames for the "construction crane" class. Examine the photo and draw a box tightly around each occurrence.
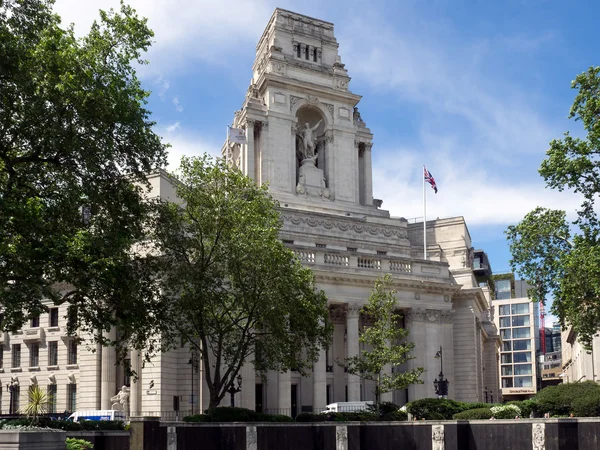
[540,302,546,354]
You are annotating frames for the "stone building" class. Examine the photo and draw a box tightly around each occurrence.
[0,8,500,416]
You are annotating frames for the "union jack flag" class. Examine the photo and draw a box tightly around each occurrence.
[424,166,438,193]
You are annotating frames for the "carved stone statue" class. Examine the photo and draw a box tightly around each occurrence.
[297,120,322,160]
[110,385,131,419]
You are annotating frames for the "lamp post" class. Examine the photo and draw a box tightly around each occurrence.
[226,374,243,407]
[187,354,197,415]
[484,386,488,403]
[7,380,18,415]
[433,346,449,399]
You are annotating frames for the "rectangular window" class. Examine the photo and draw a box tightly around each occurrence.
[67,384,77,412]
[511,303,530,315]
[512,327,531,339]
[501,353,512,364]
[48,341,58,366]
[501,365,513,376]
[30,315,40,328]
[29,343,39,367]
[49,308,59,327]
[513,340,532,351]
[514,364,532,375]
[513,352,532,363]
[514,376,533,387]
[0,347,3,369]
[11,386,20,413]
[12,344,21,368]
[500,329,511,340]
[512,315,530,327]
[502,377,513,388]
[500,317,511,328]
[67,340,77,365]
[47,385,57,413]
[499,305,511,316]
[503,341,512,352]
[496,279,512,299]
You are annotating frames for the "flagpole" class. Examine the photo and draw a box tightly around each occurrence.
[423,165,427,260]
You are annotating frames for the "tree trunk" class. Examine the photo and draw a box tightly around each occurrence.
[208,385,221,412]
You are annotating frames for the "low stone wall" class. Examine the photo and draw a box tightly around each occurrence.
[0,430,66,449]
[129,418,600,450]
[67,430,130,450]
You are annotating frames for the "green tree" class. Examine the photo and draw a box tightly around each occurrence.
[151,156,331,410]
[506,67,600,347]
[344,274,423,414]
[0,0,166,350]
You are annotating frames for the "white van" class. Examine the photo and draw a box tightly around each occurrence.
[67,410,126,422]
[324,401,373,413]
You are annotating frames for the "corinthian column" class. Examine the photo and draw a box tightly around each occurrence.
[245,120,255,179]
[313,346,327,412]
[347,304,361,401]
[130,349,141,416]
[100,328,117,409]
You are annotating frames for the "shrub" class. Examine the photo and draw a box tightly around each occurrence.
[453,408,493,420]
[507,400,537,418]
[66,438,93,450]
[406,398,465,420]
[260,414,294,422]
[207,407,259,422]
[534,382,600,417]
[295,413,325,422]
[490,404,521,419]
[381,410,408,421]
[78,419,125,431]
[572,390,600,417]
[183,414,210,423]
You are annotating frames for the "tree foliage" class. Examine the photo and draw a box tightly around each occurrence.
[506,67,600,346]
[0,0,166,351]
[344,274,423,414]
[151,156,331,410]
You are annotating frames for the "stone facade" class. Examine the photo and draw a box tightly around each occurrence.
[0,8,500,416]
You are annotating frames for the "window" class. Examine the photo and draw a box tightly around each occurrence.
[511,303,530,315]
[30,315,40,328]
[48,341,58,366]
[67,340,77,365]
[503,341,512,352]
[514,376,533,387]
[513,340,532,351]
[514,364,532,375]
[123,359,131,387]
[347,247,357,252]
[500,317,511,328]
[502,377,513,388]
[513,352,532,363]
[499,305,511,316]
[0,347,3,369]
[29,343,39,367]
[512,315,530,327]
[316,243,327,248]
[512,327,531,339]
[377,250,387,256]
[47,385,57,413]
[49,308,59,327]
[496,280,512,299]
[10,386,20,413]
[501,365,513,376]
[500,329,511,340]
[501,354,512,364]
[12,344,21,368]
[67,384,77,412]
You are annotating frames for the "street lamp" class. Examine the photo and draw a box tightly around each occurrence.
[6,380,18,415]
[188,354,197,415]
[433,346,449,399]
[226,374,243,407]
[484,386,488,403]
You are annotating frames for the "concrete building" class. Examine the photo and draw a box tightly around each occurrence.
[561,326,600,384]
[0,8,500,417]
[493,277,538,400]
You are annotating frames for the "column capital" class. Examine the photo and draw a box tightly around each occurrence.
[347,303,361,319]
[329,304,346,324]
[405,308,447,324]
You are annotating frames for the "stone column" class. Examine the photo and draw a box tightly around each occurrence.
[313,347,327,412]
[240,359,256,410]
[100,328,117,409]
[364,143,373,207]
[347,304,361,401]
[245,120,255,179]
[277,371,291,415]
[380,339,393,403]
[130,349,142,416]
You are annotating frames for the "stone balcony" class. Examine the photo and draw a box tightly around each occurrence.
[22,327,45,342]
[290,246,449,280]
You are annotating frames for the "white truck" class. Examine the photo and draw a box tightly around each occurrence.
[324,401,373,413]
[67,410,126,422]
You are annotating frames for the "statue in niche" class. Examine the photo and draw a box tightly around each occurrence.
[296,119,322,161]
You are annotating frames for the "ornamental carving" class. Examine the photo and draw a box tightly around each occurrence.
[247,426,258,448]
[440,310,453,324]
[406,308,452,324]
[347,304,361,319]
[323,102,334,118]
[281,214,408,239]
[329,305,347,324]
[306,95,319,105]
[290,95,303,110]
[432,425,444,450]
[532,423,545,450]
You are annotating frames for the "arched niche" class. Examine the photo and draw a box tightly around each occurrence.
[294,105,328,187]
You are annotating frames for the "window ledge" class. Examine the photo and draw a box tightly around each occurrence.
[47,365,59,371]
[28,366,40,371]
[10,367,22,372]
[47,327,61,332]
[65,364,78,370]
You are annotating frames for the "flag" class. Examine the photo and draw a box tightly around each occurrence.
[424,166,438,193]
[228,127,246,144]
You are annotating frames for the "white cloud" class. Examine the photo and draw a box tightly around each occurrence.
[172,96,183,113]
[165,122,181,133]
[159,130,221,170]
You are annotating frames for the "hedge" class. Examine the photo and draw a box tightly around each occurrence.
[0,418,125,431]
[534,381,600,417]
[183,407,293,423]
[453,408,493,420]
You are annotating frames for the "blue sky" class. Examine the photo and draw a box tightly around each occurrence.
[53,0,597,280]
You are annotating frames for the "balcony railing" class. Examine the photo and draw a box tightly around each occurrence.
[290,247,448,279]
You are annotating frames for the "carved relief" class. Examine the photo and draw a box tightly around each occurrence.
[336,426,348,450]
[281,214,409,239]
[247,426,258,450]
[334,78,349,91]
[347,304,361,319]
[290,95,303,110]
[432,425,444,450]
[323,102,334,118]
[405,308,447,324]
[329,304,347,324]
[532,423,545,450]
[306,95,319,105]
[440,310,454,324]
